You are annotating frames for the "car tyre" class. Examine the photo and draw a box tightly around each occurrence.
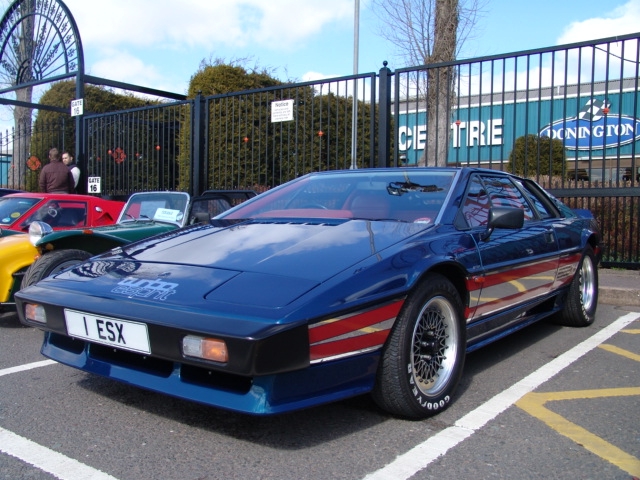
[553,245,598,327]
[372,273,466,419]
[23,249,92,288]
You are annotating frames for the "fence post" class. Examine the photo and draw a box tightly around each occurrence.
[76,71,85,194]
[191,93,206,197]
[377,61,392,168]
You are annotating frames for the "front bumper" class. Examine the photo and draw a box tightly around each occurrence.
[41,331,379,415]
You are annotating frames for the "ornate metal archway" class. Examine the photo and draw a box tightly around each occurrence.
[0,0,84,88]
[0,0,84,189]
[0,0,185,191]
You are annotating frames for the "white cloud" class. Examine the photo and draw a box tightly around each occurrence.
[557,0,640,43]
[301,71,341,82]
[87,50,184,98]
[553,1,640,84]
[90,51,161,83]
[64,0,353,51]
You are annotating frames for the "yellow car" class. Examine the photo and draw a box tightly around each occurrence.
[0,231,39,310]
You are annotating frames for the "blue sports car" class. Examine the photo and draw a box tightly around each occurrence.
[16,168,602,418]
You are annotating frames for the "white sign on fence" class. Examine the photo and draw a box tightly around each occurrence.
[271,99,294,122]
[70,99,84,117]
[87,176,101,194]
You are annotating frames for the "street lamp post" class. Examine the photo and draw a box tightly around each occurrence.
[350,0,360,169]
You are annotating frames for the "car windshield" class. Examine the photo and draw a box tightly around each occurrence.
[221,170,456,222]
[118,192,190,226]
[0,196,40,226]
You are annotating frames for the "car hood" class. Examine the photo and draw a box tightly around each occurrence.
[50,219,430,309]
[36,221,178,245]
[0,233,34,256]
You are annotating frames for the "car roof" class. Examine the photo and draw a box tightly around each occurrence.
[300,166,510,177]
[2,192,115,202]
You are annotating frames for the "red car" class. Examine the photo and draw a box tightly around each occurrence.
[0,193,124,233]
[0,193,124,313]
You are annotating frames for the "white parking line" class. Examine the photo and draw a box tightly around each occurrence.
[0,359,56,377]
[2,314,639,480]
[0,427,118,480]
[0,358,120,479]
[363,312,640,480]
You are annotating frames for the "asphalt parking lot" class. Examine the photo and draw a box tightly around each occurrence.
[1,275,639,480]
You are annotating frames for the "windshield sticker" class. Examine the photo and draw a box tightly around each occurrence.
[112,278,178,301]
[153,208,181,222]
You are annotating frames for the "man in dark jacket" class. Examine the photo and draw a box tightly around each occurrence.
[39,148,74,194]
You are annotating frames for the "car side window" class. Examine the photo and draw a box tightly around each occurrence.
[515,179,557,219]
[460,176,490,227]
[24,201,88,227]
[481,176,534,221]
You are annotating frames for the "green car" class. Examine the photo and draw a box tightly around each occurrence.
[23,190,255,288]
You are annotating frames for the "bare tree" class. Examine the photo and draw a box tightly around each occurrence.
[371,0,483,165]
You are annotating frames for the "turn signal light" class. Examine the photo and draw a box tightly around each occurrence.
[182,335,228,363]
[25,303,46,324]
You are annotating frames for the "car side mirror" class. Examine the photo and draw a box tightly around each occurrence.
[479,206,525,241]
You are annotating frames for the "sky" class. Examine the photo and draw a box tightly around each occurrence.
[1,0,639,128]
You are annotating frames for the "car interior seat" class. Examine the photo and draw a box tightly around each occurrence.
[55,208,86,227]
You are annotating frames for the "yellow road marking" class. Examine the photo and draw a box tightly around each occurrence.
[517,388,640,477]
[599,344,640,362]
[621,329,640,334]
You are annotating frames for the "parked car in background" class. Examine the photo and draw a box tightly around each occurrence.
[565,168,590,181]
[0,193,124,313]
[0,188,22,197]
[622,167,640,182]
[17,168,601,419]
[22,190,256,288]
[0,193,123,233]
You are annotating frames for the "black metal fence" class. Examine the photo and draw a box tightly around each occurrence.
[4,33,640,267]
[390,33,640,268]
[197,73,379,193]
[0,119,67,190]
[83,101,190,199]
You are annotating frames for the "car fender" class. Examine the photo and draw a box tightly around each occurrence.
[0,235,38,303]
[34,230,133,256]
[292,227,480,324]
[34,224,177,255]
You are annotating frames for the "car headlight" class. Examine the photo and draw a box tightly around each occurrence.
[182,335,228,363]
[28,221,53,246]
[24,303,46,324]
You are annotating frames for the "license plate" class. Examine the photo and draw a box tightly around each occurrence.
[64,309,151,354]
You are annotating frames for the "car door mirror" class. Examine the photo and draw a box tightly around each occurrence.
[480,206,525,241]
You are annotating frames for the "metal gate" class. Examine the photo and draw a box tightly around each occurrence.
[80,33,640,268]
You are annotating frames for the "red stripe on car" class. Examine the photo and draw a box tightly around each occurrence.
[308,300,403,344]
